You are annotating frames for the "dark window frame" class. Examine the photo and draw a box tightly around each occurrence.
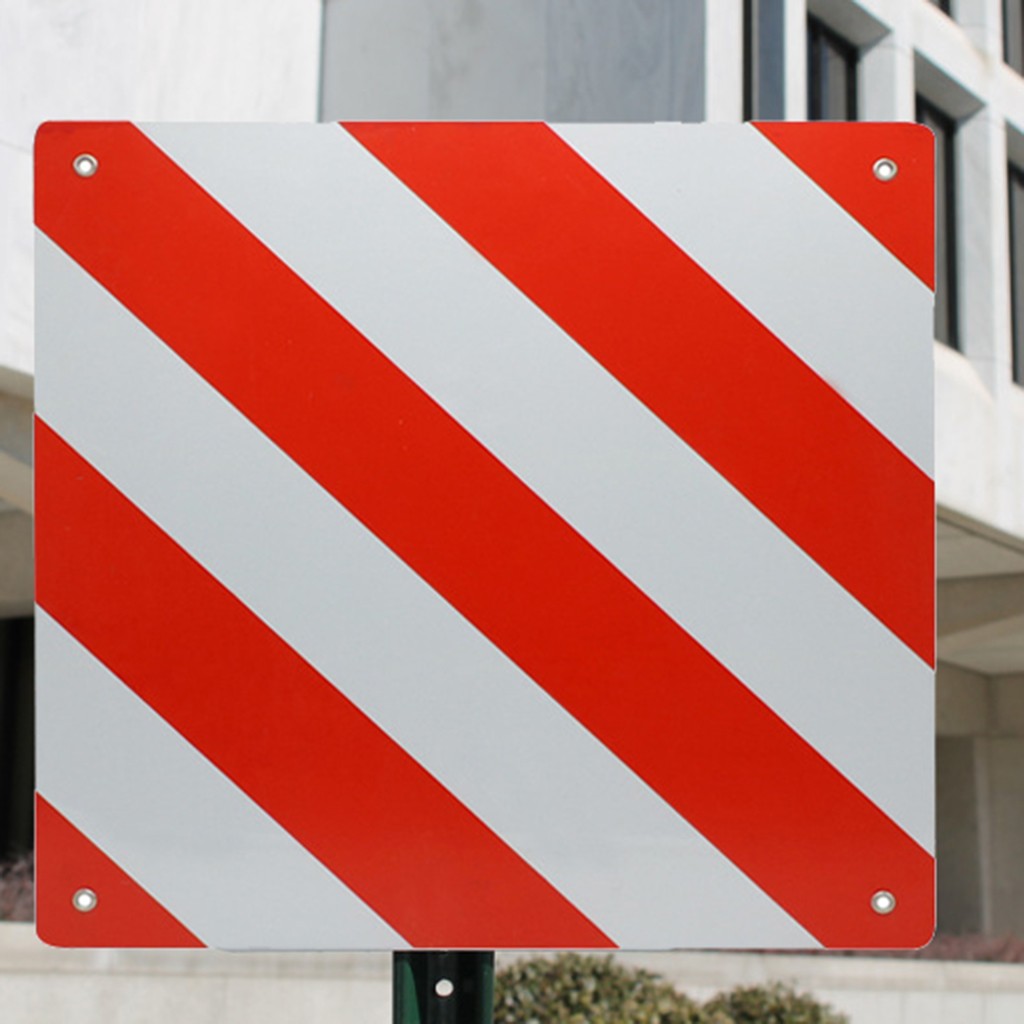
[1007,0,1024,74]
[744,0,786,120]
[1008,161,1024,382]
[807,15,859,122]
[917,96,960,350]
[0,617,33,861]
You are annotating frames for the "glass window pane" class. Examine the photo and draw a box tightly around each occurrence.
[917,98,958,349]
[745,0,785,120]
[807,17,857,122]
[1007,0,1024,74]
[1009,165,1024,382]
[823,39,853,120]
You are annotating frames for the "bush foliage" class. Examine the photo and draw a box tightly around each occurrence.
[494,955,848,1024]
[495,954,707,1024]
[704,981,849,1024]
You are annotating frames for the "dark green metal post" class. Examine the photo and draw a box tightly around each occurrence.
[393,951,495,1024]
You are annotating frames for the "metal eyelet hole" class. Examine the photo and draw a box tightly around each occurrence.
[871,889,896,915]
[873,157,898,182]
[73,153,99,178]
[72,887,98,912]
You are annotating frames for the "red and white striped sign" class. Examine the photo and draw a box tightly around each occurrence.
[34,122,935,950]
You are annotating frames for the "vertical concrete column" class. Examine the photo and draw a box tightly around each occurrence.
[956,0,1005,59]
[974,731,996,934]
[936,662,990,933]
[957,108,1012,389]
[858,6,916,122]
[980,674,1024,934]
[938,666,1024,936]
[705,0,743,121]
[783,0,808,119]
[0,146,33,378]
[936,736,985,932]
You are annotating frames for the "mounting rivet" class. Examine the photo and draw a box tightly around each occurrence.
[871,890,896,915]
[72,887,98,912]
[73,153,99,178]
[873,157,898,182]
[435,978,455,998]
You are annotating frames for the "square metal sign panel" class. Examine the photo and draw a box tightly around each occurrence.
[34,122,935,951]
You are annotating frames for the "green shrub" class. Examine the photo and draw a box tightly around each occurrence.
[702,981,848,1024]
[494,956,849,1024]
[494,953,707,1024]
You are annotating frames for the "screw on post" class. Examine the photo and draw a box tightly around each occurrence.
[393,951,495,1024]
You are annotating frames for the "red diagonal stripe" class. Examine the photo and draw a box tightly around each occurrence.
[36,122,933,946]
[346,121,935,667]
[35,794,204,948]
[35,421,611,950]
[755,122,935,288]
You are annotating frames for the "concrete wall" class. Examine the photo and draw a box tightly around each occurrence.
[636,949,1024,1024]
[937,664,1024,934]
[760,0,1024,542]
[3,926,1024,1024]
[9,0,1024,965]
[0,0,323,613]
[0,0,323,381]
[321,0,1024,544]
[5,4,1022,545]
[7,0,1024,544]
[320,0,705,122]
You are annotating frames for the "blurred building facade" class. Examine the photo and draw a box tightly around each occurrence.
[4,0,1024,942]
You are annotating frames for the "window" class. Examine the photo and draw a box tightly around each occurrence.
[1007,0,1024,74]
[807,16,858,121]
[744,0,785,120]
[928,0,952,14]
[917,97,959,349]
[0,618,33,863]
[1009,163,1024,381]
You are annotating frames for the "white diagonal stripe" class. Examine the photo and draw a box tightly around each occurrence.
[141,122,933,852]
[36,231,817,949]
[555,121,934,473]
[35,611,405,951]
